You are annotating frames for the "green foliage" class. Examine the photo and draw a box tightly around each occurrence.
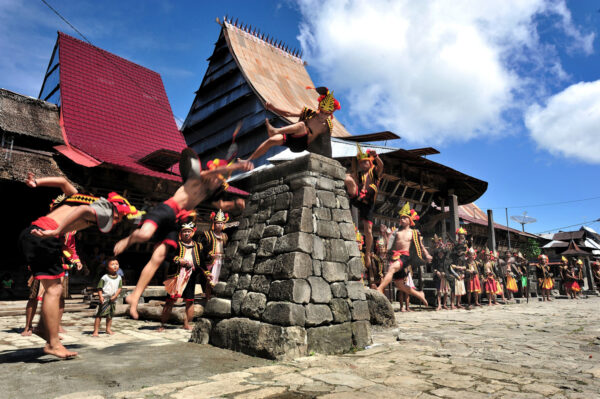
[524,238,541,260]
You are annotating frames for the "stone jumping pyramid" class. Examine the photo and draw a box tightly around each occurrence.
[191,153,372,359]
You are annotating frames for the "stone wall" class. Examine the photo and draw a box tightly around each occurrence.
[194,153,372,359]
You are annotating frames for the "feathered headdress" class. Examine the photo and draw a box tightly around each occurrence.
[456,227,468,235]
[306,86,340,113]
[538,254,548,262]
[180,221,196,232]
[432,234,443,246]
[375,237,386,249]
[206,158,228,170]
[49,194,67,211]
[107,192,145,220]
[561,256,568,263]
[210,209,229,223]
[398,202,420,226]
[576,259,583,265]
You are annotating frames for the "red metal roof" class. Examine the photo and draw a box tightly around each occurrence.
[57,32,185,180]
[458,203,540,239]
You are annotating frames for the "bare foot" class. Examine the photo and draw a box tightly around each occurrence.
[265,118,276,136]
[21,329,32,336]
[415,291,428,307]
[157,326,165,333]
[125,295,139,319]
[442,305,449,310]
[43,343,77,359]
[435,306,441,311]
[406,308,413,312]
[113,237,130,256]
[182,325,193,330]
[453,305,458,310]
[106,329,114,335]
[400,308,406,312]
[92,331,99,337]
[376,286,385,295]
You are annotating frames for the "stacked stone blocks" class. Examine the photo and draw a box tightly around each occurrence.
[197,154,372,359]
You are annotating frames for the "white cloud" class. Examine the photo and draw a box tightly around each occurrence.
[525,80,600,163]
[296,0,595,144]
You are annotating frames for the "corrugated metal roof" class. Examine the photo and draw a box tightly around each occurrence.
[267,138,395,161]
[57,32,186,181]
[222,21,351,138]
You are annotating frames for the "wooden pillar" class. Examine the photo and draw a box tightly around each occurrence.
[440,198,447,239]
[584,258,597,292]
[487,209,496,252]
[448,194,459,241]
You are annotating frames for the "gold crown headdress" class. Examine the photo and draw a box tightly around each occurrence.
[561,256,568,263]
[576,259,583,265]
[210,209,229,223]
[355,143,375,162]
[456,227,468,235]
[398,202,419,226]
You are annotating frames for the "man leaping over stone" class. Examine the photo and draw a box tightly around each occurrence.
[242,87,340,161]
[376,203,432,306]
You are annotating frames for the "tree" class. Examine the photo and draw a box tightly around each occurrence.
[524,238,541,260]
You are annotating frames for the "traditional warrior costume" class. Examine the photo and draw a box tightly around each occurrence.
[537,254,554,290]
[567,259,582,293]
[164,222,203,302]
[432,237,452,295]
[388,203,425,281]
[370,237,387,286]
[350,144,381,226]
[282,87,339,152]
[199,210,229,286]
[466,250,482,294]
[19,192,139,280]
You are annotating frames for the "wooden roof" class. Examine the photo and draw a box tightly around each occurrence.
[221,18,350,138]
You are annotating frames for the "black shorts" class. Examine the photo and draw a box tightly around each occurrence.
[350,198,375,224]
[142,202,179,249]
[392,254,410,280]
[19,225,65,279]
[283,133,309,153]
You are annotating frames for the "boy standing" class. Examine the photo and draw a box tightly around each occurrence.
[93,257,122,336]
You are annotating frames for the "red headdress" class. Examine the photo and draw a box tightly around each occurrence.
[107,192,144,219]
[306,86,341,113]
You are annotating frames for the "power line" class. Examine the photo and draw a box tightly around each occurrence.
[39,0,185,125]
[488,195,600,210]
[536,218,600,234]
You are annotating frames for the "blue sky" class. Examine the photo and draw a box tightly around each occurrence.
[1,0,599,235]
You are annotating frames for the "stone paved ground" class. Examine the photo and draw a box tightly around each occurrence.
[1,298,599,398]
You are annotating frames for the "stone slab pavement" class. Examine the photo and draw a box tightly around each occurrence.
[1,298,599,398]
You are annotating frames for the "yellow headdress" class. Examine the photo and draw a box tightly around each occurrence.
[561,256,568,263]
[308,86,340,113]
[356,143,374,162]
[355,226,364,246]
[398,202,419,226]
[210,209,229,223]
[456,227,468,235]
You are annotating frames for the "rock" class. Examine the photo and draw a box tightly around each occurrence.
[336,195,350,210]
[365,289,396,327]
[275,232,314,254]
[274,192,293,211]
[257,237,277,257]
[237,274,251,290]
[344,241,361,258]
[241,253,256,273]
[347,257,364,280]
[231,290,247,315]
[313,259,322,276]
[351,320,372,348]
[210,318,307,360]
[346,281,367,300]
[241,292,267,319]
[307,322,353,354]
[268,210,288,225]
[262,301,306,326]
[274,252,312,279]
[291,186,317,207]
[254,258,276,274]
[286,207,313,234]
[308,276,333,303]
[338,222,357,241]
[322,261,348,282]
[330,282,348,298]
[350,300,370,321]
[316,190,337,208]
[325,239,349,262]
[204,298,232,318]
[313,236,325,261]
[263,225,284,237]
[249,275,271,294]
[330,298,351,323]
[305,303,334,326]
[314,207,331,220]
[316,220,341,238]
[331,208,352,222]
[269,279,311,304]
[189,318,212,344]
[248,223,266,242]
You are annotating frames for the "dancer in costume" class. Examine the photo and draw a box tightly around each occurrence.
[491,250,506,303]
[198,209,229,299]
[344,144,384,280]
[536,254,553,301]
[92,257,122,337]
[160,222,202,331]
[114,149,252,319]
[482,249,498,306]
[560,256,575,299]
[432,238,451,310]
[503,251,519,299]
[514,252,529,299]
[570,259,583,298]
[370,237,387,288]
[244,87,340,161]
[376,203,432,306]
[465,245,482,309]
[20,173,137,358]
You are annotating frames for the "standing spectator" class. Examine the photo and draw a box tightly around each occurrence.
[92,257,122,336]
